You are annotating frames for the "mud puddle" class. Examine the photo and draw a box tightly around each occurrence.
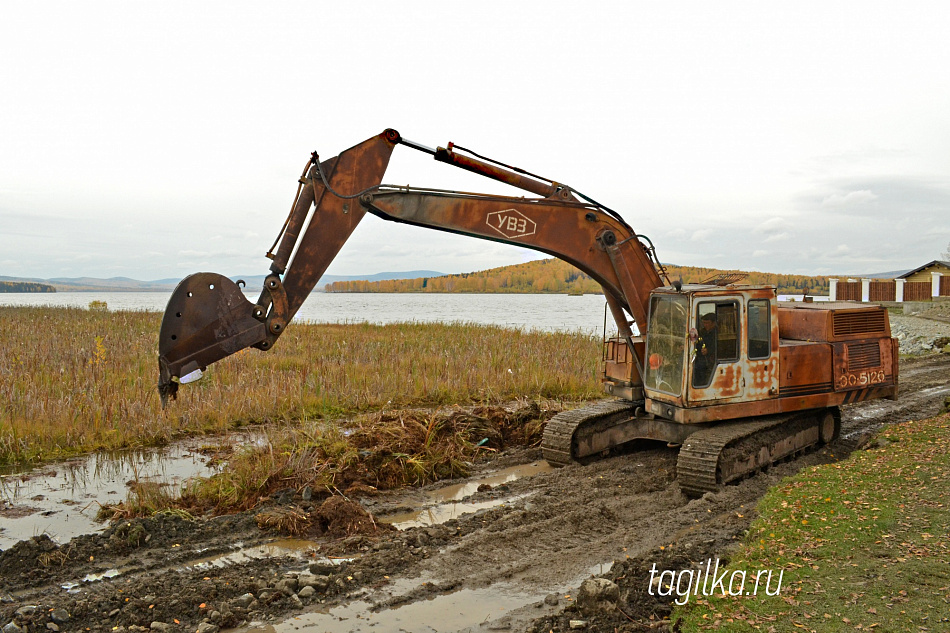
[183,539,350,571]
[242,569,600,633]
[240,561,614,633]
[244,583,544,633]
[240,463,612,633]
[0,439,221,549]
[379,461,552,530]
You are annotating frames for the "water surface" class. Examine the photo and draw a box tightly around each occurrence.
[0,292,619,335]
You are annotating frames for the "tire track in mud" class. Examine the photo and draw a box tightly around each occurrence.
[357,353,950,631]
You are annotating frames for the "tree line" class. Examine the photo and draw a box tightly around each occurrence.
[0,281,56,293]
[325,259,830,295]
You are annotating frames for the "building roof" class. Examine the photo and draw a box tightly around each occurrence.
[897,260,950,280]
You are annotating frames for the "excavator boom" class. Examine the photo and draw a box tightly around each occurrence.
[158,129,664,403]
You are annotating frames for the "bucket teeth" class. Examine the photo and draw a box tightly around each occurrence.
[158,378,178,409]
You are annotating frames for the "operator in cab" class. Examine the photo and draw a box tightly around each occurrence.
[692,312,718,387]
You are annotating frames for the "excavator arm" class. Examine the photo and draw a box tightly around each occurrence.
[360,188,659,334]
[158,129,665,404]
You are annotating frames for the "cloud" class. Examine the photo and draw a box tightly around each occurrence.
[754,217,792,233]
[746,217,793,244]
[821,190,878,207]
[798,177,950,222]
[803,147,912,175]
[750,217,793,244]
[53,252,108,263]
[769,175,950,273]
[690,229,712,242]
[752,217,793,235]
[752,250,768,257]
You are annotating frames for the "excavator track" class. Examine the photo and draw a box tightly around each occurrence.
[543,402,841,494]
[541,400,638,466]
[677,408,839,497]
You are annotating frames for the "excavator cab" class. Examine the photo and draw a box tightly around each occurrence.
[634,285,780,418]
[683,287,779,408]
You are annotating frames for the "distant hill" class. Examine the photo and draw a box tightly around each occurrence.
[325,259,835,295]
[3,264,907,295]
[0,271,445,292]
[0,275,175,292]
[0,280,56,293]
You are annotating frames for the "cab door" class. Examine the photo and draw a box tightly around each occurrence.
[687,293,780,406]
[687,297,743,404]
[741,296,780,403]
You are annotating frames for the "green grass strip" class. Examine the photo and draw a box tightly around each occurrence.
[674,412,950,632]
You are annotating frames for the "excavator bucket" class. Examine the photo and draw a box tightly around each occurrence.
[158,272,267,407]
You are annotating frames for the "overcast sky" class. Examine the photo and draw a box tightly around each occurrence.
[2,2,949,282]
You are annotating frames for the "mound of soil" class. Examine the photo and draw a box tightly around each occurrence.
[313,496,392,538]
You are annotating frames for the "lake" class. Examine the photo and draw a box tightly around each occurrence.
[0,291,824,335]
[0,291,621,335]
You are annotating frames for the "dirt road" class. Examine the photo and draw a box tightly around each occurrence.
[2,353,948,633]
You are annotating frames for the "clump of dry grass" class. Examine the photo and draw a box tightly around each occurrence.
[96,481,194,522]
[254,496,389,538]
[255,506,311,536]
[1,306,601,466]
[312,496,388,538]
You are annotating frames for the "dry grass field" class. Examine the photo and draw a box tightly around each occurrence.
[0,305,603,466]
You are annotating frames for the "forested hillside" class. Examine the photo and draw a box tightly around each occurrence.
[325,258,830,295]
[0,281,56,293]
[663,264,829,295]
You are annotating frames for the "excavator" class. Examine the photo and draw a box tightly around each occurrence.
[158,128,899,496]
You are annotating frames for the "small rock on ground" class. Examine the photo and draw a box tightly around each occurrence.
[576,578,620,616]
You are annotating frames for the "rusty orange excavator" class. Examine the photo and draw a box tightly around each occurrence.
[158,129,898,496]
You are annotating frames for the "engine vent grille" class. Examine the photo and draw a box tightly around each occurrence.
[848,342,881,370]
[779,382,834,397]
[833,311,887,337]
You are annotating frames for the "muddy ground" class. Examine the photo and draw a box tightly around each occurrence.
[1,353,949,633]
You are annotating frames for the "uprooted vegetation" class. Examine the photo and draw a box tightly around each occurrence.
[100,402,559,519]
[255,495,389,539]
[0,306,601,465]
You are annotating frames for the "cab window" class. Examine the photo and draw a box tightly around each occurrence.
[645,295,688,396]
[692,301,739,388]
[748,299,771,359]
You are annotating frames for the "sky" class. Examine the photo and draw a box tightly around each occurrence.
[2,2,949,283]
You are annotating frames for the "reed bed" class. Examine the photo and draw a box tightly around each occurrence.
[0,306,602,466]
